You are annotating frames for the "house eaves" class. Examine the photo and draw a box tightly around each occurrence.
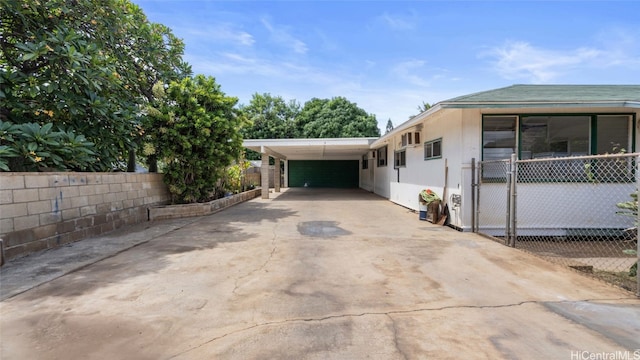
[439,100,640,109]
[371,104,442,149]
[371,84,640,150]
[444,84,640,103]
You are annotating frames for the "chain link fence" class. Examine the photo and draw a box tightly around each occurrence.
[476,153,639,295]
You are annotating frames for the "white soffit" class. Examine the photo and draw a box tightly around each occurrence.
[243,138,378,160]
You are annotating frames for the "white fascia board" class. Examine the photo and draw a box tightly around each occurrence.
[243,138,378,159]
[287,155,363,161]
[273,138,377,147]
[439,100,640,109]
[244,138,377,148]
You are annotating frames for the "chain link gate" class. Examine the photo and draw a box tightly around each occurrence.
[475,153,639,295]
[475,158,512,241]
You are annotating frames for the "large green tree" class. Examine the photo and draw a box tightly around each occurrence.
[239,93,300,160]
[0,0,190,171]
[239,93,300,139]
[148,75,245,204]
[295,97,380,138]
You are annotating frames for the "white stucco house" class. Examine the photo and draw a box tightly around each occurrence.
[244,84,640,232]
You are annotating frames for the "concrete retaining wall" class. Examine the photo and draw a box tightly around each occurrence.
[148,188,261,221]
[0,172,170,261]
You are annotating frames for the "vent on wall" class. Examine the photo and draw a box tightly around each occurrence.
[401,133,409,147]
[400,131,421,148]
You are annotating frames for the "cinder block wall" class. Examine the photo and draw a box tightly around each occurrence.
[0,173,170,261]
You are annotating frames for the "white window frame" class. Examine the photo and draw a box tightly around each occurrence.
[424,138,442,160]
[394,150,406,168]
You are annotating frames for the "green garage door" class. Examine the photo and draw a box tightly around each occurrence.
[288,160,359,188]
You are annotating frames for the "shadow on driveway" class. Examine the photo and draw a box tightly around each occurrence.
[3,201,297,301]
[272,188,387,202]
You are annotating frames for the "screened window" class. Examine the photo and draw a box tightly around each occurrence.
[482,113,634,182]
[520,116,589,159]
[597,115,630,154]
[481,114,633,160]
[424,138,442,160]
[394,150,406,168]
[482,116,516,161]
[362,154,369,169]
[377,146,387,167]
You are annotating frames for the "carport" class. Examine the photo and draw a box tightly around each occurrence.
[243,138,377,198]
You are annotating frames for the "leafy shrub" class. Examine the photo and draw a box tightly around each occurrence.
[147,75,245,204]
[222,160,251,194]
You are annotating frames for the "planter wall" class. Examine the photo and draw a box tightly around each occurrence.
[0,172,170,261]
[148,188,261,221]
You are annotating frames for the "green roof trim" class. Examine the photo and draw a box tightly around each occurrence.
[372,84,640,148]
[441,85,640,107]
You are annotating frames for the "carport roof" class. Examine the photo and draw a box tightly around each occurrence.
[243,138,377,160]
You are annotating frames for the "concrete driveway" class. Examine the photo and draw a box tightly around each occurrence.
[1,188,639,359]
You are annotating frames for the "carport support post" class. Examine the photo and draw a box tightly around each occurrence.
[283,160,288,187]
[261,153,270,199]
[274,158,281,192]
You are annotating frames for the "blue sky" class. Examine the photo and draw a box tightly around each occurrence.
[134,0,640,131]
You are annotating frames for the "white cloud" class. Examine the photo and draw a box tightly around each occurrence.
[391,60,432,87]
[364,60,376,70]
[185,52,466,131]
[484,41,603,83]
[315,29,338,52]
[333,85,469,130]
[187,53,281,78]
[378,12,416,30]
[181,24,254,47]
[260,18,308,54]
[592,27,640,68]
[186,52,341,87]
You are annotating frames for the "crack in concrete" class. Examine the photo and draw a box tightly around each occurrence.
[386,314,408,360]
[167,297,635,359]
[232,224,278,295]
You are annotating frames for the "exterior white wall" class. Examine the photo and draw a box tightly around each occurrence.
[457,108,483,230]
[372,143,393,198]
[380,109,482,230]
[359,153,375,192]
[374,106,640,232]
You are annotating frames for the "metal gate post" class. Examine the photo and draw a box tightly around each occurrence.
[471,158,477,233]
[505,158,512,245]
[510,153,518,248]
